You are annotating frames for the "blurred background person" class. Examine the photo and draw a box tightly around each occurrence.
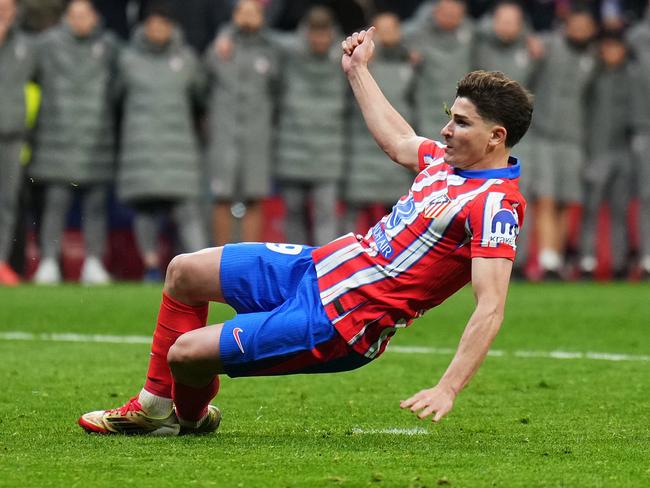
[473,0,541,278]
[526,7,597,279]
[404,0,475,139]
[140,0,233,53]
[205,0,279,246]
[473,0,536,84]
[115,2,207,282]
[274,6,347,245]
[579,30,636,279]
[21,0,64,33]
[30,0,118,284]
[628,0,650,278]
[342,11,414,234]
[0,0,36,285]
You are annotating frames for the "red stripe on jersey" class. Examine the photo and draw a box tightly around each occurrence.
[312,140,526,358]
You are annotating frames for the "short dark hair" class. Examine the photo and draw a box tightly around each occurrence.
[305,6,335,31]
[144,0,174,21]
[455,70,533,148]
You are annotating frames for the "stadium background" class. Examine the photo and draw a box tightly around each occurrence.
[2,0,649,283]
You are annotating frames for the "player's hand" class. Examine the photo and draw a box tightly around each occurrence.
[400,384,456,422]
[526,35,544,60]
[215,34,234,61]
[341,26,376,75]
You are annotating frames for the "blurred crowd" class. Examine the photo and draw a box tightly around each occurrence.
[1,0,649,285]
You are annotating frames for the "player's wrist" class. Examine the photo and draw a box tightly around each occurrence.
[346,62,370,78]
[436,381,459,398]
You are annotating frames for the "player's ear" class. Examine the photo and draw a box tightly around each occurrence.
[489,125,507,148]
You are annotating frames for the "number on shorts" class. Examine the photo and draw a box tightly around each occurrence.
[265,243,304,255]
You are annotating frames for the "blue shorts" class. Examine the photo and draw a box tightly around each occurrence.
[219,243,372,378]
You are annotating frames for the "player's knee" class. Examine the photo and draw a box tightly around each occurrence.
[167,335,197,372]
[164,253,199,298]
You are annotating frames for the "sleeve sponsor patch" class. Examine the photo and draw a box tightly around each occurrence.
[486,208,519,249]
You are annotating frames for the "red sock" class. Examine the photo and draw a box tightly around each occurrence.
[143,293,209,398]
[173,376,220,422]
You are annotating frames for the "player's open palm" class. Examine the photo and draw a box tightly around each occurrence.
[400,385,455,422]
[341,27,376,74]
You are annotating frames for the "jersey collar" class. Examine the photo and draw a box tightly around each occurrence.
[453,157,520,179]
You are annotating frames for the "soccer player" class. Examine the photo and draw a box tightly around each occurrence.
[78,27,533,435]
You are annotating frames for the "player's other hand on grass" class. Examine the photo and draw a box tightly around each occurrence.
[400,384,456,422]
[341,26,376,74]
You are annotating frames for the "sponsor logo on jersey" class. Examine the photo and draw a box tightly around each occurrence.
[371,223,394,259]
[233,327,245,354]
[386,196,417,230]
[487,208,519,248]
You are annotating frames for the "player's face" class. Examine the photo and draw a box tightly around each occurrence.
[374,13,401,47]
[233,0,264,33]
[493,4,523,43]
[144,15,174,46]
[600,39,626,67]
[308,28,333,55]
[434,0,465,32]
[66,0,99,37]
[440,97,505,168]
[564,13,596,45]
[0,0,17,29]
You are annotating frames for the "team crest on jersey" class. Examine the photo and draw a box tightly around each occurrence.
[486,208,519,248]
[423,195,452,219]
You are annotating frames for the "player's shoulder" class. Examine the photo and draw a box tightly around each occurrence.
[418,139,447,172]
[465,182,526,225]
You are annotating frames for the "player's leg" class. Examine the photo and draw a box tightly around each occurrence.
[635,134,650,276]
[212,200,233,246]
[557,143,585,278]
[311,181,339,245]
[281,181,309,244]
[609,159,632,277]
[0,139,23,285]
[78,247,226,435]
[80,185,110,284]
[173,199,208,253]
[34,184,72,284]
[132,202,162,280]
[78,243,316,434]
[532,137,562,277]
[241,200,263,243]
[579,157,609,277]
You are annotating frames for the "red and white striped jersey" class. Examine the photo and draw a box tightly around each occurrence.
[311,140,526,359]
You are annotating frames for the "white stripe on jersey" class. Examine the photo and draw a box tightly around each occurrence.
[481,192,506,248]
[315,236,364,277]
[319,179,501,305]
[410,169,449,193]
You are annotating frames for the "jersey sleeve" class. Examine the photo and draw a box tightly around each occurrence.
[417,139,447,172]
[467,191,526,261]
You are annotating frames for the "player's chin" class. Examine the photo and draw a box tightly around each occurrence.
[443,152,458,166]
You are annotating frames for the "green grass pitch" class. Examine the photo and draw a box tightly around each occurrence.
[1,283,649,487]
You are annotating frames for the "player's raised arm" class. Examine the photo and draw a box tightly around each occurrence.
[342,27,426,172]
[400,257,512,421]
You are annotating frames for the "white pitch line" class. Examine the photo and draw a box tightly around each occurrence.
[0,331,151,344]
[1,331,649,363]
[388,345,650,362]
[350,427,428,435]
